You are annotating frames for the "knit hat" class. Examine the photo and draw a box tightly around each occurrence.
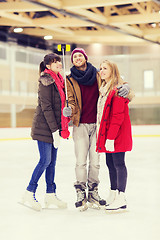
[71,48,88,63]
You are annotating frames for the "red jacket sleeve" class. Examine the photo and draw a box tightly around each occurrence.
[107,96,125,140]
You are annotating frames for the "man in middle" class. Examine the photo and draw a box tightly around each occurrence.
[64,48,131,211]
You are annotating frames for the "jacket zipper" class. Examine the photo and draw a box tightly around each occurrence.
[97,103,110,151]
[97,90,115,151]
[52,82,62,130]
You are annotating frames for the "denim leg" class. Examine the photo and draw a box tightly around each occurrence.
[45,145,57,193]
[105,153,117,190]
[112,152,127,192]
[27,141,52,193]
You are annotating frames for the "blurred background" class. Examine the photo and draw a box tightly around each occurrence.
[0,0,160,128]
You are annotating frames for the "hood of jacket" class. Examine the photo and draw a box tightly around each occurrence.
[39,72,55,86]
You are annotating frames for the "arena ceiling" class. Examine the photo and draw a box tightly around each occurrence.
[0,0,160,48]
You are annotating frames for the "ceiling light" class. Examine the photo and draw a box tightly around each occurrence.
[44,35,53,40]
[14,28,23,33]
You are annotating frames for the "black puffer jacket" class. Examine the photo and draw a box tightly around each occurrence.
[31,72,61,143]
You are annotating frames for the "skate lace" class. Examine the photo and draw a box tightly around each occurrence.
[33,193,38,202]
[91,189,101,201]
[77,190,85,202]
[54,194,62,202]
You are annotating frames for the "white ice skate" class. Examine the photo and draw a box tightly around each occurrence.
[106,189,117,206]
[20,190,42,211]
[44,193,67,209]
[106,191,127,213]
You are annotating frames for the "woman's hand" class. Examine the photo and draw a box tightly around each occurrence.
[105,139,114,152]
[52,130,60,148]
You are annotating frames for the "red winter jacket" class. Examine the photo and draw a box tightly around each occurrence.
[96,89,132,153]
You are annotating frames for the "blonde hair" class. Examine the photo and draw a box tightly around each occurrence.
[100,60,123,93]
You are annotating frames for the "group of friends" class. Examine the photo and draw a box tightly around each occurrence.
[21,48,134,213]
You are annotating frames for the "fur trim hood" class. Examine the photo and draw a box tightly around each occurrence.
[39,72,55,86]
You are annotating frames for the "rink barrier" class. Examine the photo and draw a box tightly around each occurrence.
[0,134,160,141]
[0,137,32,141]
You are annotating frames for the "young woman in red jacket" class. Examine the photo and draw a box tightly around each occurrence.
[96,60,133,212]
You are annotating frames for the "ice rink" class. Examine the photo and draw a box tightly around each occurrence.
[0,125,160,240]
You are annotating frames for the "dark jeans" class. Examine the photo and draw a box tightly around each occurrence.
[27,140,57,193]
[105,152,127,192]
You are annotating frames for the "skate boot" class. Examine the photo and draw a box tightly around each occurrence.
[74,184,88,211]
[106,191,127,212]
[44,193,67,209]
[106,189,117,206]
[21,190,42,211]
[88,183,106,209]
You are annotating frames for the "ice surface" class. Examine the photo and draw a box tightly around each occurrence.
[0,126,160,240]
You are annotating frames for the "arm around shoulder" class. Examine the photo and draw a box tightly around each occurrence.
[117,80,135,102]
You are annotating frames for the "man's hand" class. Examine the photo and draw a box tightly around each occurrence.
[63,106,72,117]
[117,83,130,98]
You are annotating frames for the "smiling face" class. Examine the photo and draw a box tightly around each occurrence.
[72,52,87,68]
[99,62,112,82]
[46,60,62,74]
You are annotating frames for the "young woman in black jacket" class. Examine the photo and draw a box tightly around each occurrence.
[21,53,70,211]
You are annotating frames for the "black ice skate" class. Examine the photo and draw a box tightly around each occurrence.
[74,184,88,211]
[88,183,106,209]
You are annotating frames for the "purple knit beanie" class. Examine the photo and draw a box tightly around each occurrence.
[71,48,88,63]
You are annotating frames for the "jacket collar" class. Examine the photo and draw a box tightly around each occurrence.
[39,72,55,86]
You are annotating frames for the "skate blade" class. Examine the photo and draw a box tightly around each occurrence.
[88,201,106,210]
[44,203,67,209]
[77,204,88,212]
[18,201,42,212]
[105,206,128,214]
[88,202,101,210]
[55,204,67,209]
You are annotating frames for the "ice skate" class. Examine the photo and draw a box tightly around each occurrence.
[88,183,106,209]
[106,189,117,206]
[74,184,88,212]
[106,191,127,213]
[20,190,42,211]
[44,193,67,209]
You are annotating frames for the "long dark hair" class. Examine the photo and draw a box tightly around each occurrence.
[39,53,61,75]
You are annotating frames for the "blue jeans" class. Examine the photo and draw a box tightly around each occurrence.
[27,141,57,193]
